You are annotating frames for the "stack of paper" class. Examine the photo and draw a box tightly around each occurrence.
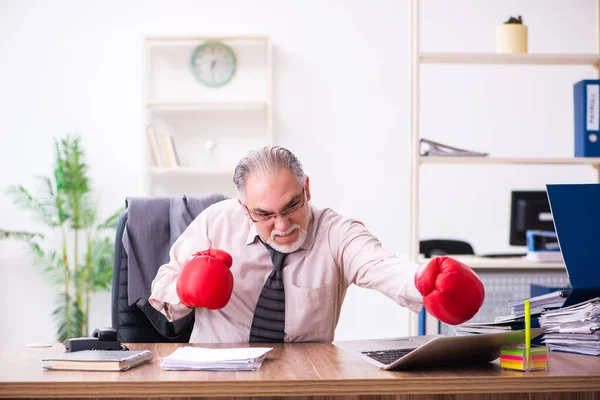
[525,251,563,263]
[539,297,600,355]
[419,138,488,157]
[508,290,570,316]
[454,290,570,337]
[453,320,514,336]
[160,346,273,371]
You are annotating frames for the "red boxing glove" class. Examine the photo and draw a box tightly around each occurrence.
[176,248,234,310]
[414,256,485,325]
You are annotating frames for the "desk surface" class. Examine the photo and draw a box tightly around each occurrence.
[1,342,600,399]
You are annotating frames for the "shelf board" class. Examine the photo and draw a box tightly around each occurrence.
[419,52,600,66]
[419,156,600,165]
[422,255,564,270]
[146,101,267,112]
[146,35,268,44]
[148,167,232,177]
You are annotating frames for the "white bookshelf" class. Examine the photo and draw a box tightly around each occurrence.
[408,0,600,336]
[147,101,267,112]
[144,35,273,196]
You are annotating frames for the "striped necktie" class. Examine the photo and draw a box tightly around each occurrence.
[249,243,287,343]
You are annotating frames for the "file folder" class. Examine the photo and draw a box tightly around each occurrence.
[546,184,600,307]
[574,80,600,157]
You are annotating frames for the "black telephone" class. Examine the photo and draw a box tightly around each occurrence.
[63,327,129,352]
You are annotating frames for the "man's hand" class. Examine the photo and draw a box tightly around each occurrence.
[176,248,234,310]
[414,256,485,325]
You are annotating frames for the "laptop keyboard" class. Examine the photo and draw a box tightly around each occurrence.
[361,348,416,365]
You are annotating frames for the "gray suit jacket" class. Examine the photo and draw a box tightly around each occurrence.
[123,194,229,306]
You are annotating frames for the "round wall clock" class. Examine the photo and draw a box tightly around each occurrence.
[190,42,237,87]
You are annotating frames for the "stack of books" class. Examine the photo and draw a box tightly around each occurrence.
[539,297,600,356]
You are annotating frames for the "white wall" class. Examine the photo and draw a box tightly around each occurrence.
[0,0,596,345]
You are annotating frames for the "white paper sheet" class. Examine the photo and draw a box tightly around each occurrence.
[159,346,273,371]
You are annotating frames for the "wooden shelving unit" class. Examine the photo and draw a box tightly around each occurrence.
[408,0,600,336]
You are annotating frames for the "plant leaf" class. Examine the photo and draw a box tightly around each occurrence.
[5,184,58,226]
[96,207,124,231]
[58,135,91,230]
[53,293,85,340]
[0,229,44,242]
[28,243,67,286]
[89,237,114,291]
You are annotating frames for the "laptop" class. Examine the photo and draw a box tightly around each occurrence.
[545,184,600,307]
[333,328,544,370]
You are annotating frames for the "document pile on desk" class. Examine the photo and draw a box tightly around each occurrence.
[453,320,516,335]
[159,346,272,371]
[508,290,570,317]
[539,297,600,356]
[453,290,570,336]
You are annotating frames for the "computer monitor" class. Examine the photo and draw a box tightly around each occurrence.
[509,190,555,246]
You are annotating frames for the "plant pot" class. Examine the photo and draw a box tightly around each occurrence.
[496,24,528,54]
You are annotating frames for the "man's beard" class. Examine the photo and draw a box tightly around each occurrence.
[265,224,307,253]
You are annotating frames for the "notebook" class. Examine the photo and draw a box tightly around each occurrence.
[42,350,154,371]
[333,328,543,370]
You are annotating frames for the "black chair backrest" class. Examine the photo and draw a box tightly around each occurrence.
[111,210,194,343]
[419,239,475,258]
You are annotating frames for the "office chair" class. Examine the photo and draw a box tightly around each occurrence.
[419,239,475,258]
[111,194,228,343]
[418,239,475,335]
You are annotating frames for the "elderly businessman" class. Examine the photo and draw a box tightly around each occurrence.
[149,146,484,343]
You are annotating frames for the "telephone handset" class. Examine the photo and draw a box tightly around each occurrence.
[63,327,129,352]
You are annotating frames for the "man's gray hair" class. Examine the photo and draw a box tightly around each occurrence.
[233,146,306,201]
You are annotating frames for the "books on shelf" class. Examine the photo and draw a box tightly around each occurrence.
[146,126,163,167]
[42,350,154,371]
[146,126,181,168]
[159,346,272,371]
[159,134,180,168]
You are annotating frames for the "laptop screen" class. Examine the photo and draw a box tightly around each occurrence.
[546,183,600,306]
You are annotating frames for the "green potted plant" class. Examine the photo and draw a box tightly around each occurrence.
[1,135,123,341]
[496,15,528,54]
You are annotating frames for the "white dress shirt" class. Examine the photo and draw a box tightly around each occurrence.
[149,198,423,343]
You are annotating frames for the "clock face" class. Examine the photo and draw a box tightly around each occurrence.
[190,42,236,87]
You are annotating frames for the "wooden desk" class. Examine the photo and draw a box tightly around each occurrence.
[1,342,599,399]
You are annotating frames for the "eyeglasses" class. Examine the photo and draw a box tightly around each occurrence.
[244,188,306,223]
